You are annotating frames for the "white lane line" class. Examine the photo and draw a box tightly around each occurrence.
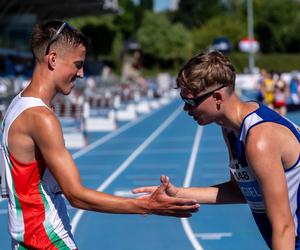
[72,105,163,160]
[113,190,141,198]
[181,126,204,250]
[195,232,232,240]
[71,105,183,234]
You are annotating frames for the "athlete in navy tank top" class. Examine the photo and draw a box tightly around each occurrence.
[134,51,300,249]
[225,103,300,248]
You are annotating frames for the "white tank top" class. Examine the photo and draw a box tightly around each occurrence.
[1,93,77,249]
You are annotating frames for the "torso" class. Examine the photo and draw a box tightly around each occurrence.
[224,103,300,248]
[1,93,77,249]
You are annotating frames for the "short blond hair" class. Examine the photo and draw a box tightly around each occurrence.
[176,50,236,95]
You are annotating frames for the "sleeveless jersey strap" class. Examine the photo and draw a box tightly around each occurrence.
[1,95,48,198]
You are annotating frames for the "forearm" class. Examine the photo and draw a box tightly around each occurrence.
[176,181,246,204]
[67,186,149,215]
[45,153,148,214]
[272,225,295,250]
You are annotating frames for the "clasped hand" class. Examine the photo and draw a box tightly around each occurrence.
[132,175,199,218]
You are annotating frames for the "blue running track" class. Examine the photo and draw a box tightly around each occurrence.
[2,97,299,250]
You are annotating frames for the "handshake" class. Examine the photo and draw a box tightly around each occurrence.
[132,175,200,218]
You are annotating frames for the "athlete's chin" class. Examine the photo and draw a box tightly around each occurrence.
[60,87,73,96]
[197,120,205,126]
[66,83,75,94]
[65,90,72,95]
[69,82,75,89]
[196,118,210,126]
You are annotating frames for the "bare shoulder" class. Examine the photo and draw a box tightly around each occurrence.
[247,122,297,147]
[247,122,284,151]
[246,122,299,168]
[9,106,60,135]
[25,106,61,132]
[8,106,64,162]
[22,106,64,143]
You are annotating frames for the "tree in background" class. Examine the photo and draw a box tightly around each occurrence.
[114,0,153,40]
[69,16,118,58]
[222,0,245,15]
[173,0,224,28]
[114,0,138,39]
[284,12,300,53]
[140,0,153,10]
[253,0,300,53]
[137,11,192,67]
[192,14,246,52]
[135,0,153,37]
[111,32,124,73]
[67,0,300,74]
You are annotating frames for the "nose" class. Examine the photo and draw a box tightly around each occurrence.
[77,67,84,78]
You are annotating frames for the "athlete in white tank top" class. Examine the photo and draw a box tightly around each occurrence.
[1,93,77,249]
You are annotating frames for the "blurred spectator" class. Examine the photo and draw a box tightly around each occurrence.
[84,75,96,102]
[81,98,90,146]
[0,54,33,78]
[13,74,30,93]
[0,81,7,95]
[256,68,268,102]
[157,73,171,97]
[273,73,288,116]
[69,88,84,119]
[121,50,148,92]
[261,70,274,108]
[289,71,300,106]
[101,65,116,83]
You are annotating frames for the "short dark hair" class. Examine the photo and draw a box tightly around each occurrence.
[31,20,89,63]
[176,50,236,95]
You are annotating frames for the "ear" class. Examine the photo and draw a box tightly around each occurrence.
[47,52,57,70]
[212,92,222,110]
[212,92,222,104]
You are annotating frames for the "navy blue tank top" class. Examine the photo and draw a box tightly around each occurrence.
[225,103,300,249]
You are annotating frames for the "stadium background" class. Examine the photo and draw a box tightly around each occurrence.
[1,1,300,249]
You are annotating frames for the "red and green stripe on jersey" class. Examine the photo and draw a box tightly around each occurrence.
[8,152,71,249]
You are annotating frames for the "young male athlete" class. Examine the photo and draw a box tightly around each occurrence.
[134,51,300,250]
[0,20,199,249]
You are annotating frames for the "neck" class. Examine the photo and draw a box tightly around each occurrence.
[21,65,57,107]
[217,94,258,134]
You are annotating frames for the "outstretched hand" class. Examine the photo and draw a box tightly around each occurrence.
[133,175,199,218]
[133,175,178,198]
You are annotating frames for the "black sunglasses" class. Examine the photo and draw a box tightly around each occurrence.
[180,85,226,107]
[45,21,75,55]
